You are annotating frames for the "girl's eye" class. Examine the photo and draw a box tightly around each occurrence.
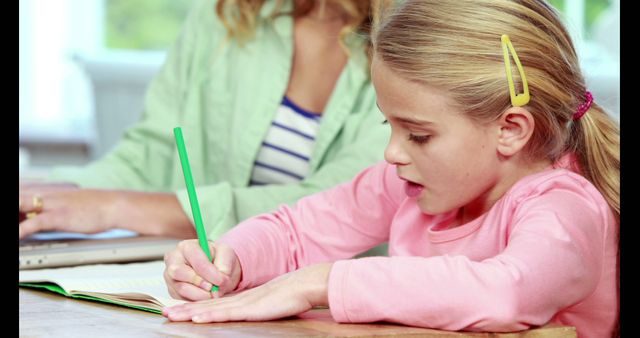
[381,119,389,124]
[408,134,431,144]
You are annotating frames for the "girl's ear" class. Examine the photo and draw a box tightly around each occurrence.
[496,107,535,157]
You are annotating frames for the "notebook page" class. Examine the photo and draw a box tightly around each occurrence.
[19,260,185,307]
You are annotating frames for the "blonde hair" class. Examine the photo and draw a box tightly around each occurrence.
[215,0,384,55]
[373,0,620,220]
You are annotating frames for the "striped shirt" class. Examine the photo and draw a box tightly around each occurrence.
[250,96,321,185]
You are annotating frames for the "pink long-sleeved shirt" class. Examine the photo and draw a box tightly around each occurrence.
[217,160,618,337]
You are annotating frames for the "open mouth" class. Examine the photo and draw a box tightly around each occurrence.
[402,178,424,198]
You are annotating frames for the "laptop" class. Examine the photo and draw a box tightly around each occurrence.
[19,229,181,270]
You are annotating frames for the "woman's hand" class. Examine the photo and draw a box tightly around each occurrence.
[163,240,242,301]
[162,262,332,323]
[19,182,196,239]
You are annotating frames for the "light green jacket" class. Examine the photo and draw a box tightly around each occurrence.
[50,0,389,241]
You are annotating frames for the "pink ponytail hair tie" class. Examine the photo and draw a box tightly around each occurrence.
[572,91,593,120]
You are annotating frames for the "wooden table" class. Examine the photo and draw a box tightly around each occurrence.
[19,288,577,337]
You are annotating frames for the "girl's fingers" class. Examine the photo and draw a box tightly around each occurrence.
[165,293,256,323]
[165,263,212,290]
[163,268,200,301]
[164,303,195,321]
[165,299,228,322]
[163,240,234,300]
[212,245,236,276]
[162,269,210,300]
[182,241,224,286]
[164,281,182,301]
[173,281,214,301]
[164,299,222,321]
[191,308,235,323]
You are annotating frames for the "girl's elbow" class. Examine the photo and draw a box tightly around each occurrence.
[469,297,548,332]
[473,310,531,332]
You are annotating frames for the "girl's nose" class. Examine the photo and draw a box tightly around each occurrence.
[384,135,410,166]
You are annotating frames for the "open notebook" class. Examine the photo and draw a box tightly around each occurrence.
[19,260,186,313]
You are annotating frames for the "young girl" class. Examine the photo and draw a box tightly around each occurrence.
[162,1,619,336]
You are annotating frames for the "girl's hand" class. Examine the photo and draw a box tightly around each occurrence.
[19,183,196,239]
[162,262,332,323]
[163,240,242,301]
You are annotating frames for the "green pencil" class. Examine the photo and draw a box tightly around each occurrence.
[173,127,219,293]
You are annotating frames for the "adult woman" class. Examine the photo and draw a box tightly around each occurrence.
[19,0,388,243]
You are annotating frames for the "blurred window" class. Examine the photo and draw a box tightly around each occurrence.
[20,0,193,146]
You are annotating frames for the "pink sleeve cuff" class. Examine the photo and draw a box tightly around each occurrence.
[328,259,352,323]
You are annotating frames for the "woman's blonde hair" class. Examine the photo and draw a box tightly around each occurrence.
[215,0,385,55]
[373,0,620,220]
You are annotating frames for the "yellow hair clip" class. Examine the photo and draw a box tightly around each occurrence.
[501,34,530,107]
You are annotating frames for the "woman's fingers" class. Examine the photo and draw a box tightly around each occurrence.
[19,210,69,239]
[19,182,78,213]
[18,189,116,239]
[19,192,47,214]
